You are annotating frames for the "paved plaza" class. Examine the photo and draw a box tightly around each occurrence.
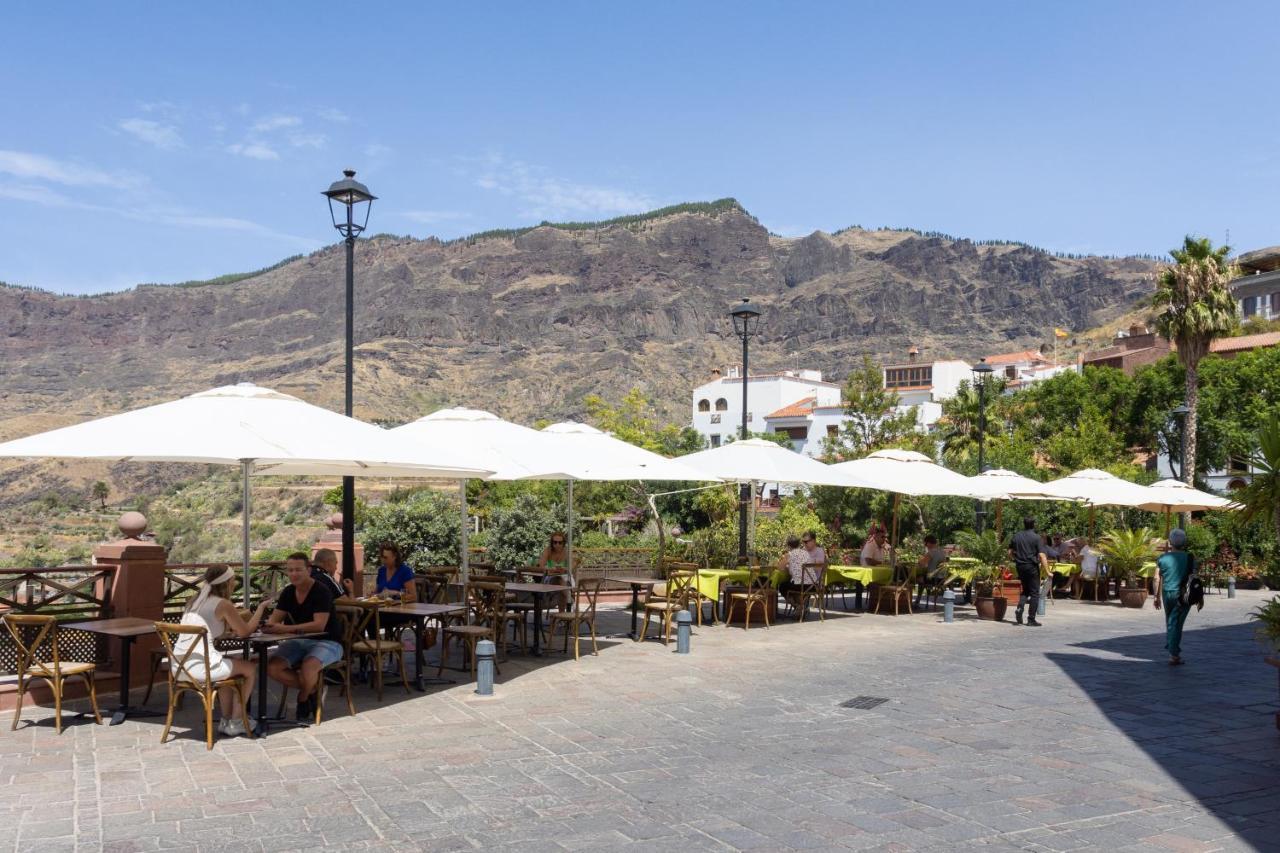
[2,591,1278,853]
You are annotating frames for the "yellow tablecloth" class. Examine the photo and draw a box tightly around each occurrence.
[692,569,751,600]
[1052,562,1080,577]
[825,565,893,587]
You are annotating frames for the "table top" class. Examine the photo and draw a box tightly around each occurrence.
[505,582,569,594]
[64,616,157,637]
[611,576,661,586]
[247,631,324,646]
[381,602,465,617]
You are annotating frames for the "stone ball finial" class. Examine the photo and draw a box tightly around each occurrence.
[327,513,344,530]
[118,512,148,539]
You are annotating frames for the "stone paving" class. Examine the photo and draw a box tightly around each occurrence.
[2,590,1278,852]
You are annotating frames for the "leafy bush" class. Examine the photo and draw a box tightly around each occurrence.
[755,495,830,560]
[1181,523,1217,561]
[1100,527,1155,584]
[1250,595,1280,652]
[485,493,560,571]
[953,529,1009,570]
[359,489,461,569]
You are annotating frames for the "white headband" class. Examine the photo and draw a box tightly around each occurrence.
[183,566,236,614]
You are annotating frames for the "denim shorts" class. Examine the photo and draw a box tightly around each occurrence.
[270,638,343,668]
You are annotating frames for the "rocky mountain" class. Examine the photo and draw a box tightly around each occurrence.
[0,199,1156,448]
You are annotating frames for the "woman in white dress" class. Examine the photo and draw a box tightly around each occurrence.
[173,565,273,736]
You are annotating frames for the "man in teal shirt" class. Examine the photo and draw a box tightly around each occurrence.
[1154,528,1194,665]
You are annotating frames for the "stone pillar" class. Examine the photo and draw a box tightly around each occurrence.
[312,513,364,595]
[93,512,167,685]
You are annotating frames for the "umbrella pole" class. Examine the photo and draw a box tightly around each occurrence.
[995,500,1003,537]
[566,480,575,586]
[241,459,251,608]
[1164,507,1170,538]
[891,492,901,578]
[1088,506,1096,540]
[459,479,469,584]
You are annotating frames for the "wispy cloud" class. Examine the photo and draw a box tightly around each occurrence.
[251,114,302,133]
[468,153,655,220]
[227,142,280,161]
[317,107,349,123]
[0,149,140,189]
[118,118,184,150]
[288,133,327,149]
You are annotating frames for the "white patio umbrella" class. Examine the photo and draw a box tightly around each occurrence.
[1136,478,1236,535]
[538,422,718,579]
[390,408,580,578]
[0,383,493,601]
[1023,468,1157,538]
[830,449,979,570]
[965,468,1075,535]
[678,438,863,487]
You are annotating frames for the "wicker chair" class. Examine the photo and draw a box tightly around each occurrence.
[274,608,357,724]
[640,569,696,644]
[153,622,251,750]
[726,567,773,630]
[783,562,827,622]
[349,600,409,701]
[872,566,915,616]
[545,578,602,659]
[3,614,102,734]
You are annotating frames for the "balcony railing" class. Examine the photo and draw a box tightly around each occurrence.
[0,565,117,674]
[162,561,287,620]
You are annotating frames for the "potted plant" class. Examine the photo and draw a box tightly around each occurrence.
[955,530,1010,621]
[1100,527,1154,608]
[1250,596,1280,731]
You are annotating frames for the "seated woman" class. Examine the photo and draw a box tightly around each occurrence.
[775,535,814,594]
[1074,540,1100,598]
[534,532,578,609]
[172,565,273,736]
[373,543,417,602]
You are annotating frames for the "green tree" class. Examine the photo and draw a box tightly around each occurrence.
[583,389,704,456]
[91,480,110,510]
[358,489,461,569]
[486,493,560,570]
[938,379,1005,468]
[1152,236,1240,487]
[830,355,917,458]
[1042,404,1127,472]
[1233,420,1280,558]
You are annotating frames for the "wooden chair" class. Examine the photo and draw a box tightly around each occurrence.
[3,614,102,734]
[415,569,457,605]
[784,563,827,622]
[726,567,772,630]
[349,600,409,701]
[274,608,357,724]
[546,579,602,659]
[664,560,715,624]
[872,566,915,616]
[143,608,251,707]
[439,581,505,676]
[824,550,857,611]
[640,569,696,644]
[153,622,252,750]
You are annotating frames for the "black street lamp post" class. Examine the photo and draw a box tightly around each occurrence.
[729,298,762,562]
[322,169,376,587]
[1170,402,1190,482]
[971,358,994,533]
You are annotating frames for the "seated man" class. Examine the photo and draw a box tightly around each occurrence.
[310,547,346,599]
[267,553,346,720]
[914,534,949,604]
[860,528,890,567]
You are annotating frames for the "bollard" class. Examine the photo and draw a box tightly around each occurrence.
[475,639,496,696]
[942,589,955,623]
[1227,576,1236,599]
[1037,584,1047,617]
[676,609,692,654]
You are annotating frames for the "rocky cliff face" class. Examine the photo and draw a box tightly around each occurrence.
[0,202,1155,440]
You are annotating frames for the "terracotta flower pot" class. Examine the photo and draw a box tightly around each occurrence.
[975,595,1007,621]
[1118,586,1147,608]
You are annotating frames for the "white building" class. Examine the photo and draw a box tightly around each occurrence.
[762,398,848,457]
[690,367,841,450]
[881,350,973,432]
[1233,246,1280,320]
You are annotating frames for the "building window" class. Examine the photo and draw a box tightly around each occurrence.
[697,399,710,412]
[710,413,721,424]
[1005,365,1016,380]
[714,398,728,411]
[1228,454,1249,473]
[826,424,838,438]
[709,434,721,448]
[1242,296,1258,317]
[884,365,933,389]
[782,427,807,440]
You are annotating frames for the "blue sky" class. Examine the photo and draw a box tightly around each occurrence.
[3,2,1276,294]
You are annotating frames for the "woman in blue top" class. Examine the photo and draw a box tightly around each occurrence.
[375,543,417,603]
[1154,528,1194,665]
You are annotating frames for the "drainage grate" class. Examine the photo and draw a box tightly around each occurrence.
[839,696,889,710]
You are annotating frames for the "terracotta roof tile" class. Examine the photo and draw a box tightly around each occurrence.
[983,349,1047,365]
[764,397,817,419]
[1210,332,1280,353]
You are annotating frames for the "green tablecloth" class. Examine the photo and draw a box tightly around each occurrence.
[1052,562,1080,577]
[825,565,893,587]
[693,569,750,600]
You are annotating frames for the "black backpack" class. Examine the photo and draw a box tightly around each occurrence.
[1179,554,1204,611]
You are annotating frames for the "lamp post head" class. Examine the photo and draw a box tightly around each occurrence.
[729,298,762,340]
[323,169,376,238]
[971,357,994,380]
[1171,403,1190,420]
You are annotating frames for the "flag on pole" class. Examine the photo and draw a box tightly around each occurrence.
[1054,327,1069,339]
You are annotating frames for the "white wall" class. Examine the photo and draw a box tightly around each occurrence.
[691,372,840,448]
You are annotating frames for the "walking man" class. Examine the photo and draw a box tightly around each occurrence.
[1010,517,1048,626]
[1154,528,1195,665]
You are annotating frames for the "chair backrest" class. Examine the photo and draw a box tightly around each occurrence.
[468,573,506,584]
[801,562,827,590]
[574,578,603,618]
[666,570,696,605]
[416,570,456,604]
[3,614,59,678]
[154,622,214,691]
[347,598,385,637]
[332,606,358,654]
[466,581,507,625]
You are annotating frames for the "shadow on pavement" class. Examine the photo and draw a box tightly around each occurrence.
[1046,621,1280,850]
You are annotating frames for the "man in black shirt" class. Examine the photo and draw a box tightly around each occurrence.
[1009,517,1048,626]
[267,553,345,720]
[310,548,346,599]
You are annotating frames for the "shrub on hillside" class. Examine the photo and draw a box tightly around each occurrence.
[359,489,460,569]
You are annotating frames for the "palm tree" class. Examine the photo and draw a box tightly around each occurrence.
[938,380,1003,469]
[1234,420,1280,548]
[1151,236,1239,488]
[1099,527,1154,586]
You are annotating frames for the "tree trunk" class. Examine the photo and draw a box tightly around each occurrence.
[1182,360,1199,529]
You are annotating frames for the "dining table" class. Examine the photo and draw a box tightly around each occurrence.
[64,616,164,726]
[379,602,465,689]
[610,576,662,639]
[245,630,324,734]
[503,581,567,656]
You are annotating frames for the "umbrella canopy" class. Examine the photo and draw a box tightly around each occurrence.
[966,468,1068,502]
[1027,468,1154,507]
[0,383,493,479]
[677,438,861,487]
[539,422,716,482]
[830,449,978,497]
[1136,479,1235,513]
[389,408,577,480]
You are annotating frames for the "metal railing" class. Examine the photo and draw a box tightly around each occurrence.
[0,566,117,674]
[162,562,287,620]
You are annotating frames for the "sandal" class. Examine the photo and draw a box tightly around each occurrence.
[1169,656,1184,666]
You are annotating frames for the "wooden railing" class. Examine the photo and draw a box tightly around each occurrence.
[162,562,287,620]
[0,565,117,674]
[465,547,659,583]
